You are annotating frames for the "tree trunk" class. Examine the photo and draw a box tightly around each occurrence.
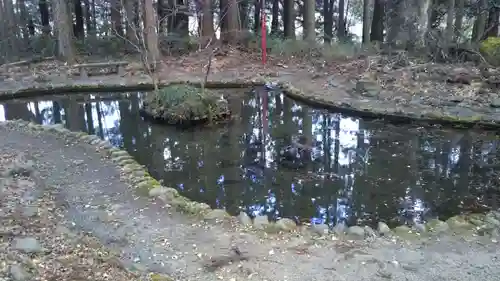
[39,0,51,34]
[53,0,76,63]
[271,0,280,35]
[226,0,240,43]
[303,0,315,42]
[445,0,455,45]
[254,0,261,34]
[158,0,166,34]
[17,0,30,41]
[337,0,346,41]
[323,0,333,43]
[4,0,20,56]
[472,0,488,42]
[111,0,124,36]
[74,0,85,38]
[454,0,465,40]
[370,0,384,42]
[83,0,93,34]
[415,0,431,46]
[220,0,239,43]
[486,7,499,37]
[125,0,138,49]
[239,0,249,30]
[201,0,215,45]
[143,0,160,65]
[386,0,404,47]
[283,0,295,38]
[362,0,371,44]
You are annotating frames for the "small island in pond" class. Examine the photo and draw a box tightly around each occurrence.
[140,84,231,127]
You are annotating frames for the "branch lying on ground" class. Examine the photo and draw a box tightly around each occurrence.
[0,56,56,68]
[203,246,249,271]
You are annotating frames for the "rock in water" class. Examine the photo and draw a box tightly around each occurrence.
[12,237,42,253]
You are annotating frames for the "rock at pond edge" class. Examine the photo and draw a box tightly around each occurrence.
[275,218,297,231]
[253,215,270,229]
[203,209,231,221]
[237,212,252,226]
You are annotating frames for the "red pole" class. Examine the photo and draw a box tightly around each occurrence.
[260,0,267,65]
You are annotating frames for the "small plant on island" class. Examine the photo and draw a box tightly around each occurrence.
[140,84,231,128]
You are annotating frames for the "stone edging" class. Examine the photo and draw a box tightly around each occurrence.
[1,78,500,129]
[1,119,500,243]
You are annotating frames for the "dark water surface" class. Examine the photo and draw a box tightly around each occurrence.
[1,88,500,228]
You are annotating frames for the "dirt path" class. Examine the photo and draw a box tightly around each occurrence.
[1,121,500,281]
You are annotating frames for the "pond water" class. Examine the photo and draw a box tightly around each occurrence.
[1,88,500,228]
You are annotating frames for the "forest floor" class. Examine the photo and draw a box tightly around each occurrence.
[1,48,500,126]
[1,121,500,281]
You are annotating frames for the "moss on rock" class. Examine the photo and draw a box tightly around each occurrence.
[140,85,231,127]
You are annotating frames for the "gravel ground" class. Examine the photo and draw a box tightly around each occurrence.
[0,152,139,281]
[0,122,499,281]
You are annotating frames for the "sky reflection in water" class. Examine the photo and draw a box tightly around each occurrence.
[1,88,499,228]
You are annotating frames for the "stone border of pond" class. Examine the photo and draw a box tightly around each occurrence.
[1,78,500,130]
[1,119,500,243]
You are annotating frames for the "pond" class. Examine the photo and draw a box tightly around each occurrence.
[1,87,499,228]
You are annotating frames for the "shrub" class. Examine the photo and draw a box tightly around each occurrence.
[480,37,500,66]
[142,85,230,126]
[265,36,361,60]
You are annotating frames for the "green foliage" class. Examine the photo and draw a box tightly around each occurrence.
[145,85,229,125]
[154,84,204,107]
[480,37,500,66]
[266,36,362,60]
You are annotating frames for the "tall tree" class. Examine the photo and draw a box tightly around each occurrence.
[454,0,465,40]
[3,0,19,55]
[17,0,30,42]
[74,0,85,38]
[143,0,160,65]
[201,0,215,45]
[472,0,488,42]
[220,0,240,43]
[239,0,250,30]
[445,0,455,46]
[303,0,315,42]
[54,0,76,63]
[158,0,166,33]
[226,0,240,43]
[283,0,295,39]
[111,0,124,36]
[370,0,384,42]
[486,6,499,37]
[337,0,346,41]
[362,0,371,44]
[124,0,138,49]
[323,0,334,43]
[271,0,280,35]
[39,0,51,34]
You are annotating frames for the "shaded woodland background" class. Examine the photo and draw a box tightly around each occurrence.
[0,0,499,65]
